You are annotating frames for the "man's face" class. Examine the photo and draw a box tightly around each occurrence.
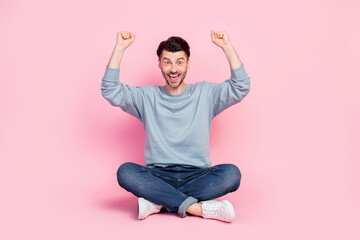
[158,50,189,89]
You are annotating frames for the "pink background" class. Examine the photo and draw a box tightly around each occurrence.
[1,0,359,239]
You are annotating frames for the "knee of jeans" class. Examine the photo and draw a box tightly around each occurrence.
[222,164,241,191]
[116,162,137,187]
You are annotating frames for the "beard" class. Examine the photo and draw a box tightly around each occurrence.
[162,69,188,89]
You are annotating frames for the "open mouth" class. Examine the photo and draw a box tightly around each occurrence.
[168,74,180,82]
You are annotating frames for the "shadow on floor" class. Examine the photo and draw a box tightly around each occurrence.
[97,196,138,219]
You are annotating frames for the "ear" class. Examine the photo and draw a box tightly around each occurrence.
[158,58,161,68]
[187,58,190,68]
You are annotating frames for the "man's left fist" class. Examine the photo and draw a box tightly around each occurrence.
[211,30,231,49]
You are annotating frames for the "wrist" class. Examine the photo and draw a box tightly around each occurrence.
[114,44,126,52]
[221,43,234,52]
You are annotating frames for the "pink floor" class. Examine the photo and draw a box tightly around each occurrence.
[1,0,360,239]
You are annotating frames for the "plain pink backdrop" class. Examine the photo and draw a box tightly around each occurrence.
[1,0,359,239]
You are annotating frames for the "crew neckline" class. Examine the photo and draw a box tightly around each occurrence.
[161,84,189,97]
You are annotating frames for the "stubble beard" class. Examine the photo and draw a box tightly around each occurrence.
[162,70,187,89]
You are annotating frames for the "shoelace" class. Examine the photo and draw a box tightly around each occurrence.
[147,202,162,212]
[203,203,226,219]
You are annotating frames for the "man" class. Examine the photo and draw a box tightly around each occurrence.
[101,30,250,222]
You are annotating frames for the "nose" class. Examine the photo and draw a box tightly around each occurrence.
[170,64,177,73]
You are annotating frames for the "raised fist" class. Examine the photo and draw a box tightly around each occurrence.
[211,30,231,49]
[116,32,136,49]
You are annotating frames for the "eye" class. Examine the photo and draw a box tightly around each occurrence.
[165,61,170,65]
[177,61,183,65]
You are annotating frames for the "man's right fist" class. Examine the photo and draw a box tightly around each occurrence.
[116,32,135,49]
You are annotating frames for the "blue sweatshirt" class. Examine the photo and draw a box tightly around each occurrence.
[101,65,250,168]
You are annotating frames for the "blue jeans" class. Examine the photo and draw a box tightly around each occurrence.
[116,162,241,217]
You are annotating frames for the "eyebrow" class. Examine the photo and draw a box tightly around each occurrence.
[162,57,185,61]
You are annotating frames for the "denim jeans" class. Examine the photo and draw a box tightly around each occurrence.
[116,162,241,217]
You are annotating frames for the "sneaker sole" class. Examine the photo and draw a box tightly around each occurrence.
[138,197,146,220]
[222,200,235,222]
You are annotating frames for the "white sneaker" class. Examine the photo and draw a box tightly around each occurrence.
[138,197,162,220]
[201,200,235,222]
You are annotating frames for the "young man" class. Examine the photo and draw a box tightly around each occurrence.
[101,31,250,222]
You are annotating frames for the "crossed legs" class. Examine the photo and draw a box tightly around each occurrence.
[116,162,241,218]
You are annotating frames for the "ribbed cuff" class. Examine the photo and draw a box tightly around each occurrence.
[230,65,248,79]
[178,196,198,217]
[103,67,120,80]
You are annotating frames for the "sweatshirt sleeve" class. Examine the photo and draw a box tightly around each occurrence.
[209,65,250,118]
[100,67,144,121]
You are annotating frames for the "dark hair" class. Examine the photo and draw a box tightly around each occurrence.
[156,36,190,59]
